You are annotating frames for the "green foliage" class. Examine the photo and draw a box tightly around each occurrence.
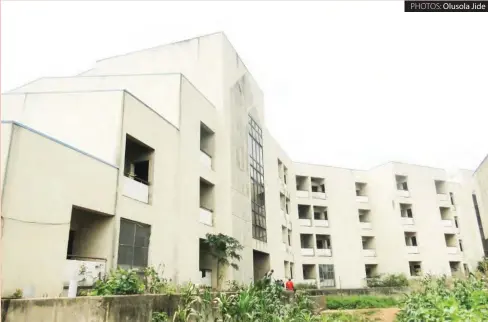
[142,265,175,294]
[326,295,398,310]
[91,268,144,295]
[12,289,23,299]
[396,275,488,321]
[477,257,488,274]
[321,311,380,322]
[151,311,169,322]
[203,233,243,289]
[366,273,409,288]
[203,233,243,270]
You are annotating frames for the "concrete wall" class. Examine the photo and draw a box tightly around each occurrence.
[9,74,182,129]
[1,124,118,297]
[475,155,488,244]
[1,91,123,165]
[1,295,180,322]
[114,91,182,282]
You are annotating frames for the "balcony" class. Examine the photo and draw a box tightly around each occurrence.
[299,219,312,227]
[301,248,315,256]
[312,192,326,199]
[123,176,149,203]
[406,246,419,254]
[316,249,332,257]
[315,220,329,227]
[282,243,287,252]
[200,150,212,169]
[442,219,453,227]
[401,217,414,225]
[360,222,373,230]
[296,190,309,198]
[356,196,369,203]
[363,249,377,257]
[447,247,459,254]
[64,256,107,287]
[199,207,213,226]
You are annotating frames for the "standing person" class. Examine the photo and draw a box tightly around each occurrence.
[285,278,295,292]
[263,269,274,286]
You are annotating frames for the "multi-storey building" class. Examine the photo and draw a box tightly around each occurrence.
[474,155,488,256]
[1,32,486,297]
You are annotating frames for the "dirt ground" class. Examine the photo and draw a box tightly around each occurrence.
[322,308,400,322]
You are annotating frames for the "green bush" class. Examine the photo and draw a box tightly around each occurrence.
[326,295,398,310]
[151,311,169,322]
[366,273,409,288]
[396,275,488,321]
[91,268,144,295]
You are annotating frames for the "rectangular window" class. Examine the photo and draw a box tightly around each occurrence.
[459,239,463,252]
[319,264,335,287]
[249,116,267,242]
[118,219,150,269]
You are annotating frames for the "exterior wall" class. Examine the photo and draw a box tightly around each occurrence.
[1,91,123,165]
[9,74,182,129]
[114,92,182,282]
[293,163,370,288]
[474,156,488,255]
[1,125,118,297]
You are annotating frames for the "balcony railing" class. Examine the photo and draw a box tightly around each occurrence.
[401,217,414,225]
[316,248,332,257]
[406,246,419,254]
[356,196,369,203]
[296,190,309,198]
[301,248,315,256]
[199,207,213,226]
[363,249,376,257]
[397,190,410,198]
[312,192,326,199]
[282,243,287,252]
[314,219,329,227]
[360,222,372,230]
[447,246,459,254]
[64,256,107,287]
[442,219,453,227]
[123,176,149,203]
[200,150,212,169]
[299,219,312,227]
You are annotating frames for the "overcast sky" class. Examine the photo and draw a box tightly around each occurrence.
[2,1,487,170]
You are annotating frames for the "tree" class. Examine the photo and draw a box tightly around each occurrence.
[203,233,243,289]
[477,257,488,274]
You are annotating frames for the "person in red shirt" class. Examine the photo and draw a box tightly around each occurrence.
[285,278,295,292]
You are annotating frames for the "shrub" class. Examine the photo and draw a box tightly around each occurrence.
[12,289,23,299]
[396,275,488,321]
[477,257,488,274]
[366,273,408,288]
[151,311,169,322]
[326,295,398,310]
[91,268,144,295]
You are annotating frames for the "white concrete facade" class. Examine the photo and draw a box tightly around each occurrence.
[1,32,487,296]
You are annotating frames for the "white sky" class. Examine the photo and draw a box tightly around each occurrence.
[2,1,487,170]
